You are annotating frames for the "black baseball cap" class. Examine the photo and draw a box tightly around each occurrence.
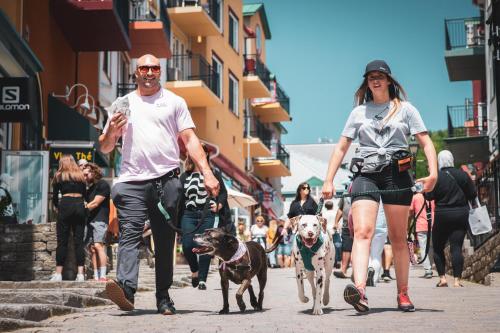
[364,60,392,77]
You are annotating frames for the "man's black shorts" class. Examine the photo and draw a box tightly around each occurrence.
[341,227,353,252]
[350,165,413,206]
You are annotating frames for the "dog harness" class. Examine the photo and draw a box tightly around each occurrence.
[219,241,249,271]
[296,233,325,271]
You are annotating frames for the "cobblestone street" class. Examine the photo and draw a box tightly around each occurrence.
[15,265,500,333]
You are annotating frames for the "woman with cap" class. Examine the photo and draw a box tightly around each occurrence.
[322,60,437,312]
[425,150,476,288]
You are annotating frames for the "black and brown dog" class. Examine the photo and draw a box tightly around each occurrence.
[193,228,281,314]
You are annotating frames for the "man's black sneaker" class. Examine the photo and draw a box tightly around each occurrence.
[381,271,394,282]
[157,298,176,315]
[191,276,199,288]
[343,284,369,313]
[198,281,207,290]
[366,267,375,287]
[106,279,135,311]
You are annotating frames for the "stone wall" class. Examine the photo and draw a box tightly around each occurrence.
[445,231,500,284]
[0,223,77,281]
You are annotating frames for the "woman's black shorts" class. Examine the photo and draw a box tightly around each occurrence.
[350,165,413,206]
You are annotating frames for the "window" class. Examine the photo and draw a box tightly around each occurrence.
[210,0,223,31]
[228,10,239,52]
[212,53,223,100]
[255,25,262,55]
[228,72,239,116]
[102,51,112,83]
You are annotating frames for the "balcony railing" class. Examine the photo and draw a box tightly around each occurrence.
[246,118,272,149]
[117,83,136,97]
[166,0,220,26]
[167,54,219,96]
[130,0,171,40]
[447,103,487,138]
[274,82,290,114]
[445,17,485,50]
[244,54,272,91]
[276,142,290,169]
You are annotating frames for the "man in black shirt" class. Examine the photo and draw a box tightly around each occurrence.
[84,163,111,281]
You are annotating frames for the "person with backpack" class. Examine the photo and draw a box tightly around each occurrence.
[425,150,476,288]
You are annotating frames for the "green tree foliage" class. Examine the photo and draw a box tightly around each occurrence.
[415,130,448,178]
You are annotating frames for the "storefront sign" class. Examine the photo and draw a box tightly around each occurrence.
[0,77,37,122]
[49,147,95,167]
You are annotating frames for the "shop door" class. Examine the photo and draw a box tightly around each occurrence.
[1,151,49,224]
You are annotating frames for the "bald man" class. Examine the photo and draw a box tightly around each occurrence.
[100,54,219,315]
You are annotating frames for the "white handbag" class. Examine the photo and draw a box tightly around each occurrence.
[468,198,492,236]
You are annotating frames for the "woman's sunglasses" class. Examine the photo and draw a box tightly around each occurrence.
[138,65,161,74]
[301,186,310,190]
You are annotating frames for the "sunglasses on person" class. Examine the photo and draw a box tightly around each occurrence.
[301,186,310,190]
[138,65,161,74]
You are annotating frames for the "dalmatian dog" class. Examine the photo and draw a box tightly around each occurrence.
[290,215,334,315]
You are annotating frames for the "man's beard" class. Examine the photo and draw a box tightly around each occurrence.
[139,76,160,88]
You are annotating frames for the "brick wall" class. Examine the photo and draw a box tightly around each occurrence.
[0,223,78,281]
[445,232,500,284]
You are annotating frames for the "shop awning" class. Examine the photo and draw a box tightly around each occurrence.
[0,10,43,76]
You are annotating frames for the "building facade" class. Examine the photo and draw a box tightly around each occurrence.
[0,0,291,226]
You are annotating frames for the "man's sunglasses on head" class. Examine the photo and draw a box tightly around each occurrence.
[138,65,161,74]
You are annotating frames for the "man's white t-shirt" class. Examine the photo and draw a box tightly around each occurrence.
[250,224,268,238]
[104,89,195,183]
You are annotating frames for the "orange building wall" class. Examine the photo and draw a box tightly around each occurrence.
[23,0,99,136]
[189,0,245,171]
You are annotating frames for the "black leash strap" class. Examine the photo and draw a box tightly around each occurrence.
[408,199,432,265]
[334,185,419,199]
[154,177,213,236]
[316,198,324,215]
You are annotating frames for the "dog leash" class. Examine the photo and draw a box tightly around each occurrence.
[155,177,215,236]
[407,199,432,265]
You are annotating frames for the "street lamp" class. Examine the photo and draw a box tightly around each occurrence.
[409,136,419,179]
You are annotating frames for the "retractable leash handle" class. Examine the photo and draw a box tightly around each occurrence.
[316,197,325,215]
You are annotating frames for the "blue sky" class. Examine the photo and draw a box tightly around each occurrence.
[255,0,481,144]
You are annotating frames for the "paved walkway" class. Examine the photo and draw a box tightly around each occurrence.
[16,266,500,333]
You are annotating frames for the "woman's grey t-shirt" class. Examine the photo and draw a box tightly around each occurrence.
[341,101,427,173]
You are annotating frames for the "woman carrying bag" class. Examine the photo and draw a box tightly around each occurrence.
[425,150,476,288]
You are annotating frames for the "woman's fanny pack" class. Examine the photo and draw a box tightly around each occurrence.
[350,149,413,175]
[391,150,413,173]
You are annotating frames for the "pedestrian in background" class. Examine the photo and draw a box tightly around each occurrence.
[266,219,279,268]
[287,183,318,219]
[333,194,353,279]
[367,200,388,287]
[0,173,17,224]
[99,54,219,314]
[276,216,293,268]
[178,143,228,291]
[237,221,251,242]
[251,215,268,249]
[409,192,435,278]
[323,200,341,268]
[322,60,437,312]
[425,150,476,288]
[50,155,87,282]
[83,162,110,282]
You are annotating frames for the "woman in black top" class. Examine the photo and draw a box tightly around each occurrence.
[425,150,477,288]
[178,143,230,290]
[51,155,87,282]
[83,163,111,281]
[287,182,318,218]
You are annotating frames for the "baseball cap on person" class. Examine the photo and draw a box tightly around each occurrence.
[363,60,391,77]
